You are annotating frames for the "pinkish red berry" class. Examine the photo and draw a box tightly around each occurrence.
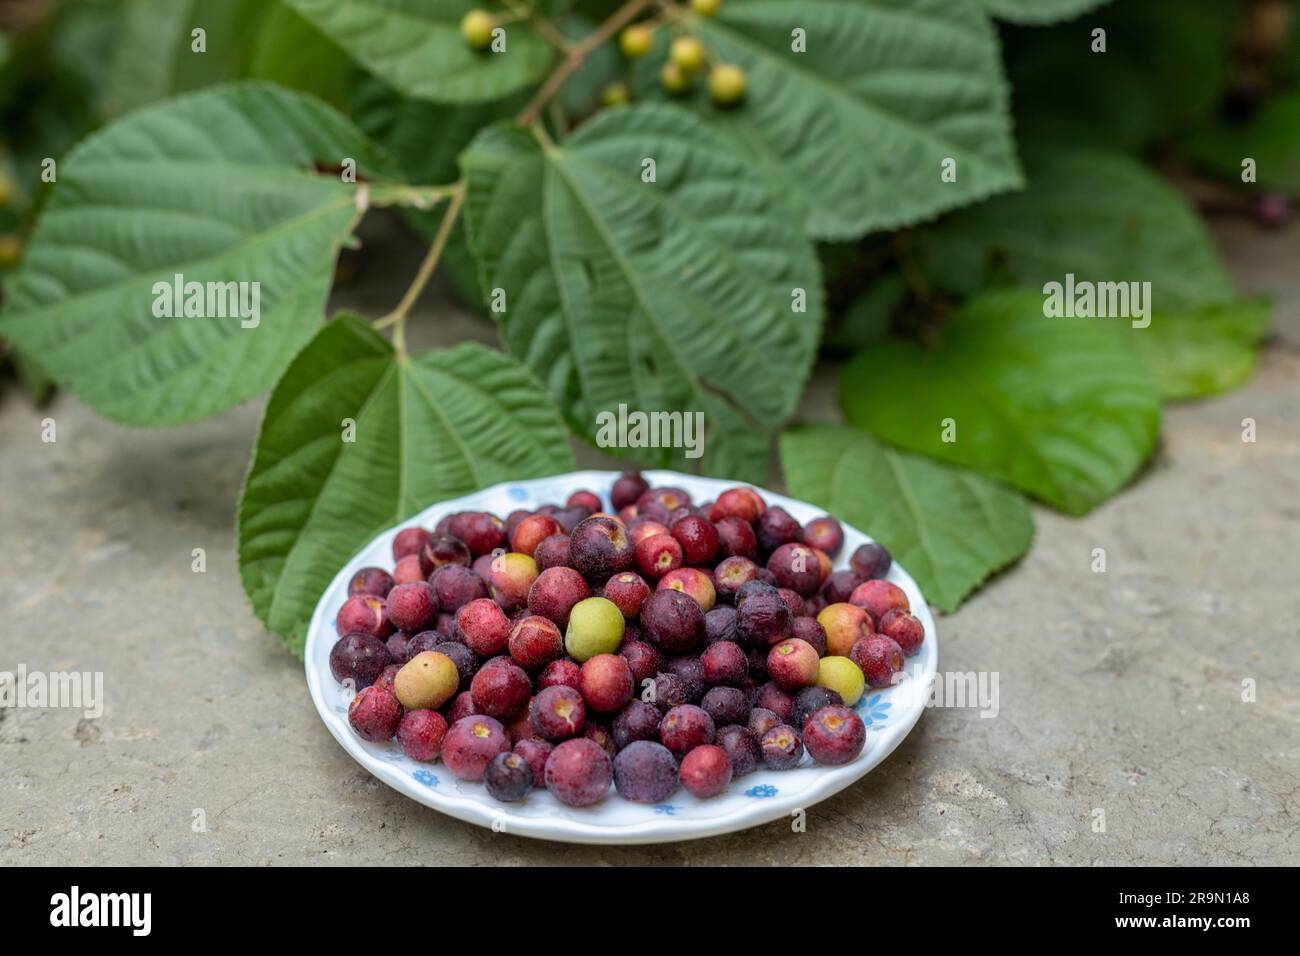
[392,526,430,561]
[348,566,394,598]
[850,634,905,688]
[397,709,448,761]
[336,594,394,639]
[849,579,909,622]
[679,744,733,798]
[348,685,402,741]
[802,704,865,765]
[443,715,511,781]
[544,737,613,806]
[878,608,924,656]
[385,581,438,632]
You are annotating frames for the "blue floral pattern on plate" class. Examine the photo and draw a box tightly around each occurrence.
[413,769,439,788]
[653,804,678,815]
[856,693,892,729]
[745,785,778,798]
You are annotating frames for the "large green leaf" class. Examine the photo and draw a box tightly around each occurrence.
[840,290,1162,516]
[99,0,261,116]
[284,0,554,103]
[99,0,353,114]
[462,103,823,482]
[1134,298,1273,402]
[239,315,575,655]
[982,0,1113,25]
[246,2,357,108]
[913,143,1269,401]
[647,0,1022,240]
[781,425,1033,611]
[915,145,1237,311]
[0,83,387,426]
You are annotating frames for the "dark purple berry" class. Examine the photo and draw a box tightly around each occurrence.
[484,751,534,802]
[330,633,392,688]
[701,685,749,727]
[850,542,892,580]
[613,739,678,803]
[612,700,662,750]
[760,724,803,770]
[716,724,761,776]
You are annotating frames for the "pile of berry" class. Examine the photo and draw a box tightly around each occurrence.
[329,474,925,807]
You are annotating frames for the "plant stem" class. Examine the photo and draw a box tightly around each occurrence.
[517,0,656,126]
[374,184,466,355]
[502,0,572,53]
[369,182,461,209]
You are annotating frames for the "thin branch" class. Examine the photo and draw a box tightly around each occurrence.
[502,0,571,53]
[517,0,656,126]
[374,185,467,354]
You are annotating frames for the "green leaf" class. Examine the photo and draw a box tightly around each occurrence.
[98,1,354,115]
[284,0,554,103]
[246,2,358,108]
[0,83,387,426]
[915,145,1237,311]
[461,103,823,482]
[840,289,1162,516]
[647,0,1022,240]
[1135,298,1273,401]
[238,314,575,656]
[1187,92,1300,194]
[982,0,1113,25]
[781,425,1033,611]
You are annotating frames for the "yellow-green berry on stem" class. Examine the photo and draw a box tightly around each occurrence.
[600,82,631,107]
[619,24,654,58]
[461,9,495,51]
[670,36,706,74]
[660,60,692,95]
[709,63,746,106]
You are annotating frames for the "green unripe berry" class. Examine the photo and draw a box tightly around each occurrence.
[619,24,654,59]
[670,36,706,74]
[691,0,723,16]
[461,9,496,51]
[600,82,631,107]
[565,597,625,662]
[660,61,692,95]
[709,62,746,107]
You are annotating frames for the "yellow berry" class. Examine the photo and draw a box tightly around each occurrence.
[600,82,631,107]
[709,63,746,106]
[660,60,692,95]
[691,0,723,16]
[461,9,495,51]
[670,36,706,74]
[816,656,866,707]
[618,24,654,59]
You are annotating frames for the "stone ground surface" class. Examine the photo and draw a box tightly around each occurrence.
[2,213,1297,867]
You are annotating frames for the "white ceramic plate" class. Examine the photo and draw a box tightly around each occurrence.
[305,470,938,845]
